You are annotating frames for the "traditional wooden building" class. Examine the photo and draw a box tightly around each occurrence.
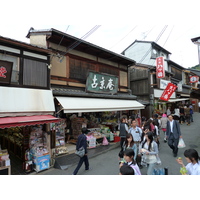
[26,28,144,157]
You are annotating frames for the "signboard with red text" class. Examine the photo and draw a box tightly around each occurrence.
[0,60,13,84]
[156,57,165,79]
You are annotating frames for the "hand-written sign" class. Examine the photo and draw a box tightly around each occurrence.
[86,72,118,94]
[0,60,13,84]
[156,57,165,79]
[160,83,177,101]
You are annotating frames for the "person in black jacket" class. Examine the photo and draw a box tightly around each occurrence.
[73,128,90,175]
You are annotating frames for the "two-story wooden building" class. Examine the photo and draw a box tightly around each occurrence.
[26,28,144,157]
[0,36,59,174]
[122,40,191,118]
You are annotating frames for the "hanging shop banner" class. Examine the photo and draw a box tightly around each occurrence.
[190,76,199,83]
[160,83,177,101]
[0,60,13,84]
[156,57,165,79]
[86,71,118,94]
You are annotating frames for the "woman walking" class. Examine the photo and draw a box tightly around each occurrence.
[140,132,159,175]
[160,114,168,143]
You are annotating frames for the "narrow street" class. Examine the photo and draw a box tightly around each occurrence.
[37,112,200,175]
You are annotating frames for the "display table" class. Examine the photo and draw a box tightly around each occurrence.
[0,166,11,175]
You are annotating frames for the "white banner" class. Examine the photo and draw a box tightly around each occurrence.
[160,79,170,89]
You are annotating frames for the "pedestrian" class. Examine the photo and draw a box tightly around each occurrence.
[167,107,171,116]
[166,114,182,157]
[174,106,180,122]
[160,113,168,143]
[179,105,185,124]
[176,149,200,175]
[139,131,159,175]
[123,133,137,160]
[189,104,194,122]
[72,127,90,175]
[128,119,143,167]
[184,105,191,125]
[152,121,160,148]
[119,164,135,175]
[198,101,200,113]
[119,116,128,151]
[119,149,141,175]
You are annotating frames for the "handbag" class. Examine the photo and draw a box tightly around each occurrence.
[75,146,85,157]
[178,138,186,148]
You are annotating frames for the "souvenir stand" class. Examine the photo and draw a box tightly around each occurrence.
[28,125,50,172]
[50,119,68,157]
[0,149,11,175]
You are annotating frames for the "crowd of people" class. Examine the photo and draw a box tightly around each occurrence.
[118,104,200,175]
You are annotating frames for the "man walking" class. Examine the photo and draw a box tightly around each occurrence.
[166,115,182,157]
[128,119,143,167]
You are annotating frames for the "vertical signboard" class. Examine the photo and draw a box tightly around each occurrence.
[156,57,165,79]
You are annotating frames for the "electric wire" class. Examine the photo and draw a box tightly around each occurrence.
[163,25,174,47]
[138,25,168,64]
[109,26,137,49]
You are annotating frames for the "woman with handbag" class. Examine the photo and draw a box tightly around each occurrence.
[139,131,159,175]
[73,128,90,175]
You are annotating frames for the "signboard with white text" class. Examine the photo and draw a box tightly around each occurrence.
[86,71,118,94]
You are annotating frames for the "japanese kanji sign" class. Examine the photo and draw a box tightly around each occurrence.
[156,57,165,79]
[160,83,177,101]
[190,76,199,83]
[0,60,13,84]
[86,71,118,94]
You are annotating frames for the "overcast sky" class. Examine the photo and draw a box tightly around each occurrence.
[1,1,200,68]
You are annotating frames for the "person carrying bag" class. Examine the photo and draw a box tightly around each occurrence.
[73,128,90,175]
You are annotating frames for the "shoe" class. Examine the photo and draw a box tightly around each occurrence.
[164,139,167,143]
[85,167,92,171]
[173,153,177,157]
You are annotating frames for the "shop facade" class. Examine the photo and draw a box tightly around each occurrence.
[27,28,145,158]
[0,36,59,175]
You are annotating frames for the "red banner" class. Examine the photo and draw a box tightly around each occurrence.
[156,57,165,79]
[160,83,177,101]
[190,76,199,83]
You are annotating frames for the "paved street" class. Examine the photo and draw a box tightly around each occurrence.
[36,112,200,175]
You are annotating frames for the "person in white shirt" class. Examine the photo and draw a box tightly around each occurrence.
[198,101,200,113]
[176,149,200,175]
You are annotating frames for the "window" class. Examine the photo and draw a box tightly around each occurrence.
[0,53,19,84]
[23,59,48,87]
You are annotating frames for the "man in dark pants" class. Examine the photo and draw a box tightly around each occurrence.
[73,128,89,175]
[166,115,182,157]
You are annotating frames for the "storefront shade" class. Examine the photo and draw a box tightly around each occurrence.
[55,97,145,113]
[0,115,59,129]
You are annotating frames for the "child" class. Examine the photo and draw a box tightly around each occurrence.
[119,165,135,175]
[119,149,141,175]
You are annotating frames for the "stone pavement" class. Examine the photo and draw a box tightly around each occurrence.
[31,112,200,175]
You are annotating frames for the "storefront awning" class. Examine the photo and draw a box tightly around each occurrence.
[55,97,145,113]
[0,115,59,129]
[0,87,56,117]
[168,98,189,103]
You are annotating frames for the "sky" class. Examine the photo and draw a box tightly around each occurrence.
[1,1,200,69]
